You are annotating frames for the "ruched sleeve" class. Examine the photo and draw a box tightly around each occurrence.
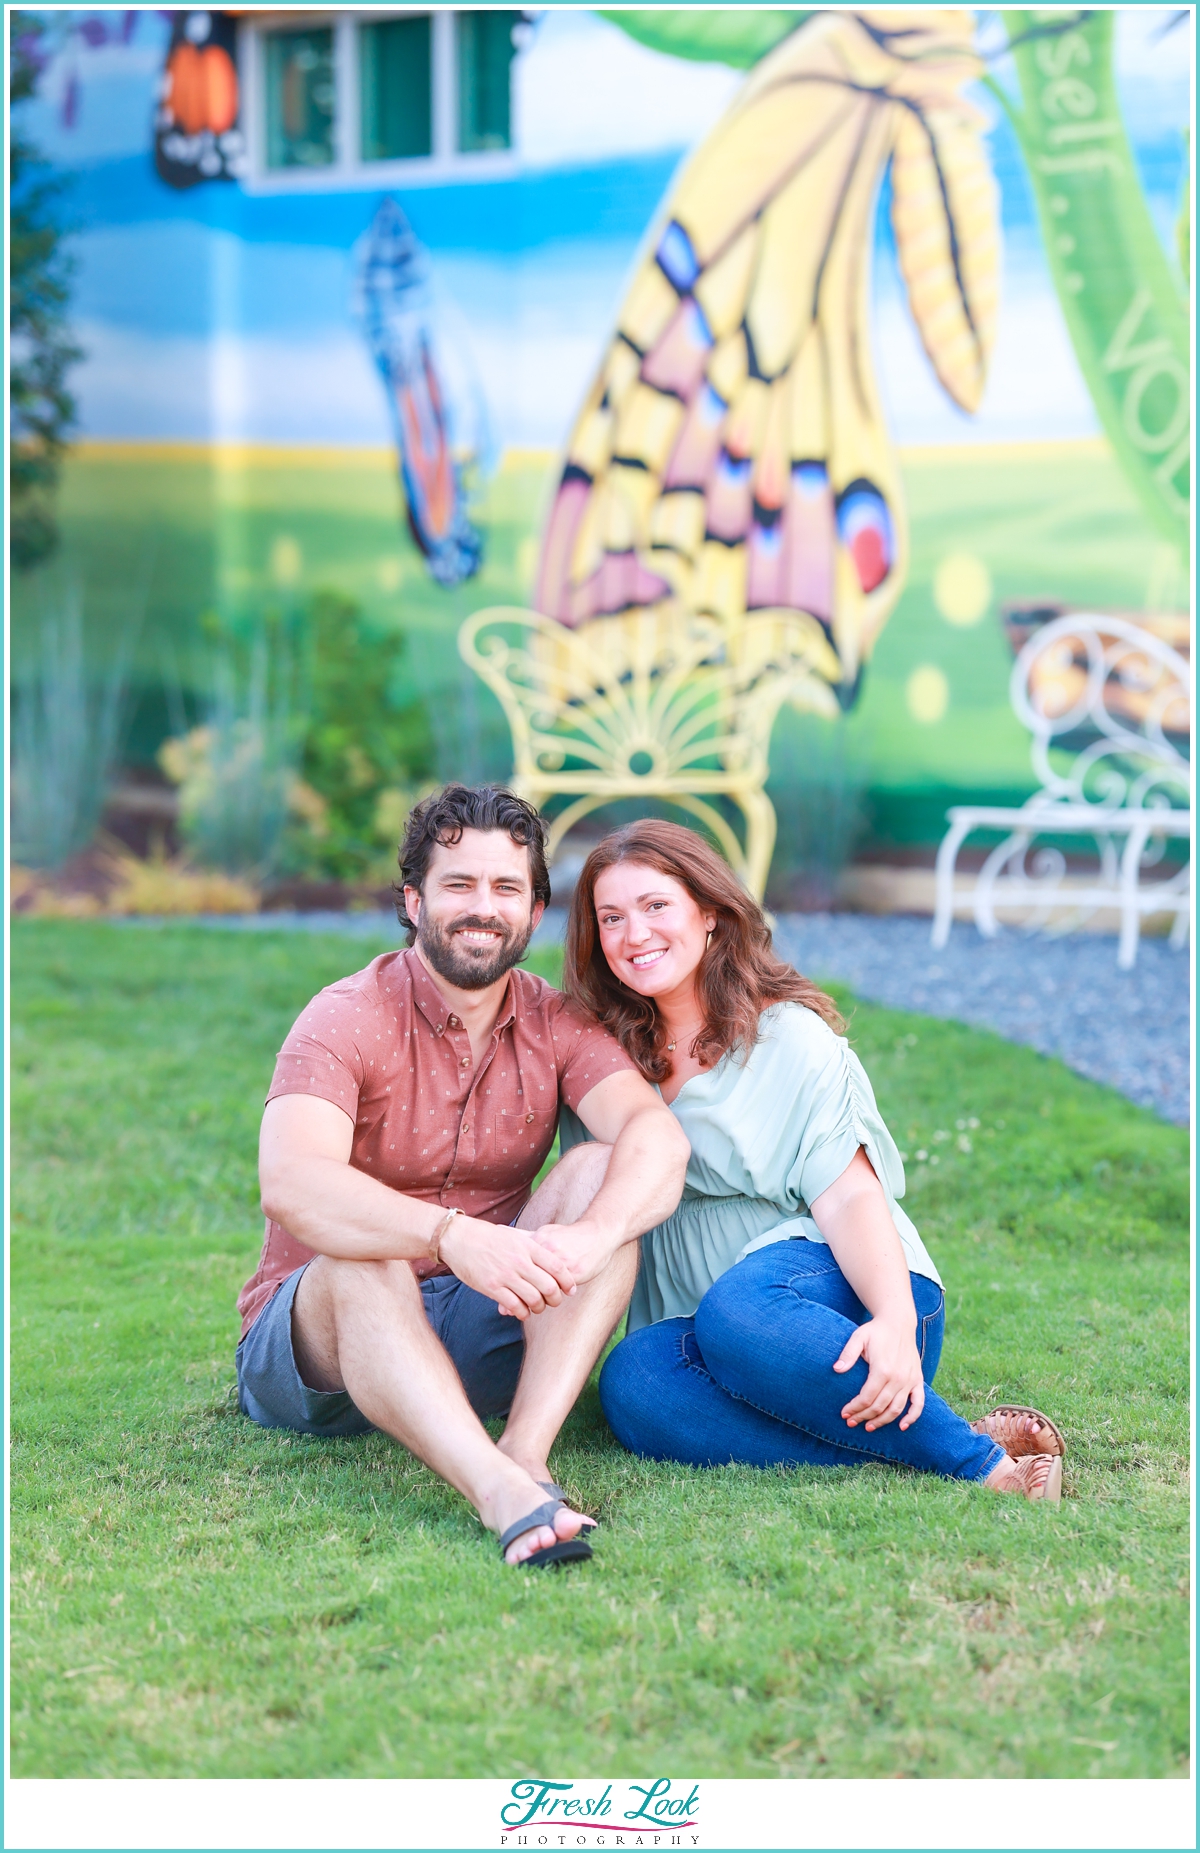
[775,1017,906,1214]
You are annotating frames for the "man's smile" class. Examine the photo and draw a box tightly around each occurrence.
[416,906,531,992]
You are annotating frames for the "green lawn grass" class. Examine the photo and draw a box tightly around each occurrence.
[10,921,1189,1779]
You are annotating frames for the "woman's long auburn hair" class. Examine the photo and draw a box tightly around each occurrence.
[563,820,845,1083]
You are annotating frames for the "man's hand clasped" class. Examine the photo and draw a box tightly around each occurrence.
[522,1217,622,1290]
[438,1216,579,1321]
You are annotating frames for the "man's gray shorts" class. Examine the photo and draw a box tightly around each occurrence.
[236,1264,526,1437]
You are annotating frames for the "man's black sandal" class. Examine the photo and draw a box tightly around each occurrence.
[499,1499,595,1569]
[539,1481,600,1527]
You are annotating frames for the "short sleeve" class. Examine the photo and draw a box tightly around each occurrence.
[552,1006,637,1113]
[266,987,366,1122]
[778,1018,905,1211]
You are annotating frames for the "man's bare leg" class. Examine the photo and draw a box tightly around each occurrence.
[290,1256,593,1564]
[497,1143,639,1487]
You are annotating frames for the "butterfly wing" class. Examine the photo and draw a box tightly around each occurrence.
[890,95,999,413]
[153,11,242,190]
[358,199,482,588]
[390,339,482,587]
[536,9,994,706]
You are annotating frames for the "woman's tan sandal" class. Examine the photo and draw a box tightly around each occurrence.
[984,1451,1062,1502]
[1012,1454,1062,1503]
[971,1405,1066,1458]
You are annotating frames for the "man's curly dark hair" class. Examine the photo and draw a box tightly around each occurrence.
[393,784,551,945]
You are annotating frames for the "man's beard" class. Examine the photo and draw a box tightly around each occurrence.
[416,911,534,990]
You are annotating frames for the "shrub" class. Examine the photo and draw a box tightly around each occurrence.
[281,589,435,882]
[159,612,301,878]
[159,592,434,885]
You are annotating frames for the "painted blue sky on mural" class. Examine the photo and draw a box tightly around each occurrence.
[23,8,1192,451]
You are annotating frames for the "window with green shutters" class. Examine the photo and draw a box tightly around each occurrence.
[360,16,432,162]
[264,27,335,169]
[457,10,519,153]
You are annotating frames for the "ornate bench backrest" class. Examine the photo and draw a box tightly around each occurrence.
[459,605,843,786]
[1010,613,1191,813]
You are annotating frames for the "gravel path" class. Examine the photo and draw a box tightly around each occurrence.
[771,915,1190,1127]
[121,908,1190,1125]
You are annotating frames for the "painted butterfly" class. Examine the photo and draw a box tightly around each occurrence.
[155,10,244,190]
[536,9,997,710]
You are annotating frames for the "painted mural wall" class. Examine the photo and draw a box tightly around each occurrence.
[10,6,1192,898]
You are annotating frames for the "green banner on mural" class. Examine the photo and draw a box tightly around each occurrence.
[1001,10,1189,553]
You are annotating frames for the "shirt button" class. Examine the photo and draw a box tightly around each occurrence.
[448,1015,460,1028]
[461,1056,470,1067]
[525,1112,534,1123]
[435,1024,444,1036]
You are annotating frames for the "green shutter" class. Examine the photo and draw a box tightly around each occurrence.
[360,17,432,162]
[264,28,335,169]
[457,10,518,153]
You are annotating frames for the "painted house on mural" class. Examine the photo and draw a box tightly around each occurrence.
[13,8,1191,897]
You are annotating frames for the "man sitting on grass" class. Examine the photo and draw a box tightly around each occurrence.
[238,783,689,1569]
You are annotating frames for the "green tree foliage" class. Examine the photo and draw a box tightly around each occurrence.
[9,15,81,571]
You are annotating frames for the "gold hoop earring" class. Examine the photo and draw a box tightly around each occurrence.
[706,930,713,950]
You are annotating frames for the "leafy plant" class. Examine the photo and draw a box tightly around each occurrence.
[9,15,81,571]
[159,593,434,884]
[160,615,301,879]
[282,589,435,882]
[11,845,260,917]
[102,845,260,916]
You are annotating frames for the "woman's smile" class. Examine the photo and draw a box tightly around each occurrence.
[592,861,716,1006]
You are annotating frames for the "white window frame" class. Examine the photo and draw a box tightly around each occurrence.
[238,8,518,194]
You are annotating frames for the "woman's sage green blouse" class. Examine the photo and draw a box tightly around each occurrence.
[559,1000,941,1333]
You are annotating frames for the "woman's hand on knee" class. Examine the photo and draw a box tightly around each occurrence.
[833,1319,926,1431]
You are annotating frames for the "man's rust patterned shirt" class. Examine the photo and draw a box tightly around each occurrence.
[238,948,634,1337]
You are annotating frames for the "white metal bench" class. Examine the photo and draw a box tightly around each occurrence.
[932,613,1191,969]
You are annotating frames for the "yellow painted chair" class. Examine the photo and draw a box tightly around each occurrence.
[458,604,842,898]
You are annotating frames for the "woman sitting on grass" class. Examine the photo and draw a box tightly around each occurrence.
[561,820,1065,1502]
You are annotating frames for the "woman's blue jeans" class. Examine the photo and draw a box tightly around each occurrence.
[599,1241,1004,1482]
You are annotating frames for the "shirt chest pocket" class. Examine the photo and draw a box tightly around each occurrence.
[491,1103,557,1160]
